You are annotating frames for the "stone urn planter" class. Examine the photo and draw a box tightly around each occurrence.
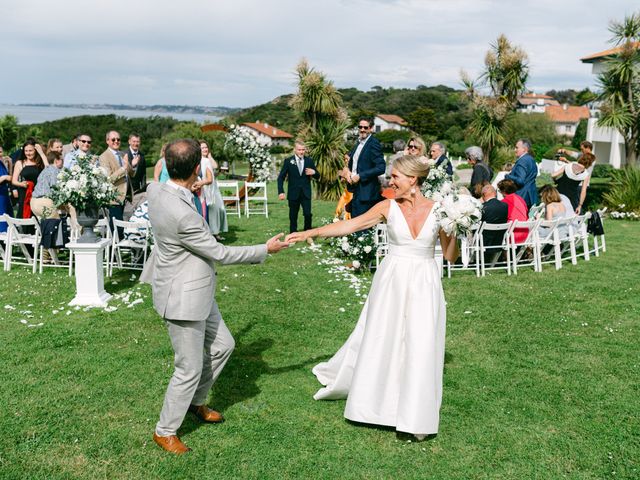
[76,204,100,243]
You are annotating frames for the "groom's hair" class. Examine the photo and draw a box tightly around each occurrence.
[165,139,200,180]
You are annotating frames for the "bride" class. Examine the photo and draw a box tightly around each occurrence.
[286,155,459,439]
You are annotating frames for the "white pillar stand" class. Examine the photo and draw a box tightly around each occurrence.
[67,239,112,307]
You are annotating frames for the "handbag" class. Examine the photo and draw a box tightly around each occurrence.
[587,211,604,236]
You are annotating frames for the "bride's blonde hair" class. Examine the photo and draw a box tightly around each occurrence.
[393,154,430,185]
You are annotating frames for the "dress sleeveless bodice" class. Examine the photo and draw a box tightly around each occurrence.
[386,200,439,259]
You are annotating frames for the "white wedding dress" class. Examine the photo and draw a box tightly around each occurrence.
[313,199,446,436]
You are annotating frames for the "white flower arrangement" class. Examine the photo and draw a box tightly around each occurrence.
[324,219,377,272]
[225,125,274,182]
[50,155,119,210]
[610,204,639,220]
[436,194,482,238]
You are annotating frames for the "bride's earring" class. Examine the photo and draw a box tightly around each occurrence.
[410,187,416,195]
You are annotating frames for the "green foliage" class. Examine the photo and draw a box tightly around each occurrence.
[291,59,348,201]
[406,107,440,137]
[268,145,290,155]
[504,113,559,160]
[542,144,578,160]
[576,88,598,105]
[230,94,299,134]
[603,166,640,212]
[592,163,616,178]
[491,146,516,171]
[0,114,19,151]
[481,34,529,103]
[571,119,588,148]
[545,89,579,105]
[373,129,411,152]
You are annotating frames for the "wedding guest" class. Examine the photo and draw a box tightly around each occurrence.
[538,185,570,239]
[145,138,289,454]
[11,140,47,219]
[127,133,147,194]
[46,138,63,155]
[429,141,453,175]
[286,154,459,441]
[466,146,492,197]
[153,144,170,183]
[0,145,12,231]
[30,151,64,219]
[277,141,319,233]
[492,163,513,200]
[405,136,426,156]
[480,183,508,251]
[61,133,80,157]
[498,179,529,244]
[197,141,228,238]
[505,138,539,208]
[552,152,595,214]
[558,141,594,173]
[63,133,93,169]
[343,117,385,217]
[99,130,133,233]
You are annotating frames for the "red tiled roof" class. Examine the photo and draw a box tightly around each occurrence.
[242,122,293,139]
[581,41,640,63]
[518,98,560,106]
[376,114,407,125]
[545,105,590,123]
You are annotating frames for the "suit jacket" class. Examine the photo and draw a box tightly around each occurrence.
[481,197,509,246]
[99,149,133,204]
[277,155,319,201]
[347,135,385,202]
[127,148,147,193]
[146,182,267,321]
[435,154,453,176]
[505,153,539,207]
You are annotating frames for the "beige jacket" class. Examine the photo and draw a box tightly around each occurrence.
[145,182,267,321]
[99,149,133,204]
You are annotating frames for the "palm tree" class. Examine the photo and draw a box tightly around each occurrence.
[461,35,529,164]
[597,12,640,167]
[290,59,348,200]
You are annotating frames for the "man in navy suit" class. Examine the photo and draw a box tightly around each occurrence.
[429,141,453,176]
[278,141,320,233]
[344,117,385,218]
[506,138,539,208]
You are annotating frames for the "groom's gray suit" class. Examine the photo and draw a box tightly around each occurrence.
[146,181,267,436]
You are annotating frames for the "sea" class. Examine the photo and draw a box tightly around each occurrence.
[0,104,221,125]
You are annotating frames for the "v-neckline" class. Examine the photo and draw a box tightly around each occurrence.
[394,199,434,241]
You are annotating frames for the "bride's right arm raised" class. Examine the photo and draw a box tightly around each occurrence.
[286,200,389,243]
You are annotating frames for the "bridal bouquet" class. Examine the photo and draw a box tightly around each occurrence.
[50,156,119,210]
[436,194,482,238]
[421,161,453,200]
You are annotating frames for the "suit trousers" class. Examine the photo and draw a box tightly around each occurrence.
[288,196,312,233]
[155,302,235,437]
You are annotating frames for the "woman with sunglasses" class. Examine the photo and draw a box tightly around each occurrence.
[405,137,426,157]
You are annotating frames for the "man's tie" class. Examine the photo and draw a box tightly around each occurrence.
[115,151,123,167]
[297,157,304,175]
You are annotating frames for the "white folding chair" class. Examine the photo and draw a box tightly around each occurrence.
[572,212,591,261]
[0,214,8,269]
[478,222,512,276]
[509,218,541,274]
[244,181,268,218]
[109,219,151,276]
[447,223,482,278]
[536,218,562,271]
[38,218,73,274]
[374,223,388,267]
[218,180,241,218]
[528,203,545,220]
[4,216,41,273]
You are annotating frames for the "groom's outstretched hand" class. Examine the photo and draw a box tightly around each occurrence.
[266,233,290,254]
[285,231,308,244]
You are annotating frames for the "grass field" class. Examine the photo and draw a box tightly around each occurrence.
[1,187,638,479]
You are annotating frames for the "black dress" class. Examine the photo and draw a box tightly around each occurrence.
[17,164,41,219]
[555,174,581,210]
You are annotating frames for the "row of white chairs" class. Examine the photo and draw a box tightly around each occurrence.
[372,208,607,277]
[217,180,268,218]
[0,214,153,277]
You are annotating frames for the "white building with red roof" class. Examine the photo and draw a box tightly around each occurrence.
[545,104,590,137]
[240,122,293,147]
[516,93,560,113]
[373,114,408,132]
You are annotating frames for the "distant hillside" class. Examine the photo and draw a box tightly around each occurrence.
[228,85,473,151]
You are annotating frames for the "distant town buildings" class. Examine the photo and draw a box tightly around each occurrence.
[373,114,408,132]
[240,122,293,147]
[516,93,560,114]
[517,92,590,139]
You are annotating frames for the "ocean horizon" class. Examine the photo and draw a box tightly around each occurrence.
[0,104,221,125]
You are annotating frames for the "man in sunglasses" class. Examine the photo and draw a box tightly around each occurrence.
[63,134,93,169]
[344,117,385,217]
[99,130,133,232]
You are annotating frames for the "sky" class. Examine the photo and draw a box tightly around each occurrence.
[0,0,636,108]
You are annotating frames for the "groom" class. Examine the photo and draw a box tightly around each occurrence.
[146,139,289,454]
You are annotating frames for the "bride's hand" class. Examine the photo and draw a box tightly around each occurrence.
[285,231,309,244]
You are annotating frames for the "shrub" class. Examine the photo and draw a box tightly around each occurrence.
[542,144,579,160]
[603,167,640,214]
[373,130,412,152]
[455,162,472,170]
[269,145,289,154]
[592,164,615,179]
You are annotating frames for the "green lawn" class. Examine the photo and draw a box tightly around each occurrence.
[1,187,638,479]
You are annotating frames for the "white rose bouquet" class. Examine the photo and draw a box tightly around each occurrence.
[436,194,482,238]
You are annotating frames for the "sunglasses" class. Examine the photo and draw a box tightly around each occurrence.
[408,144,418,149]
[357,126,370,130]
[79,139,92,144]
[109,138,121,142]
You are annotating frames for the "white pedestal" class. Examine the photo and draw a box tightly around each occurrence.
[67,239,112,307]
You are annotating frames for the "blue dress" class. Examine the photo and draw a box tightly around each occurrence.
[0,161,13,232]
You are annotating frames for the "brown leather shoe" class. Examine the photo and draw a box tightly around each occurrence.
[188,404,225,423]
[153,433,191,454]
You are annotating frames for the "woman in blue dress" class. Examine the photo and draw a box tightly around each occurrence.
[0,146,14,232]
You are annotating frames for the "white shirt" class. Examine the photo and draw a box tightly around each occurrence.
[167,179,195,207]
[352,135,371,174]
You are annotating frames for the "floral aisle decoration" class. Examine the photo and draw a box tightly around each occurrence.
[325,218,377,271]
[225,125,274,182]
[420,159,454,200]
